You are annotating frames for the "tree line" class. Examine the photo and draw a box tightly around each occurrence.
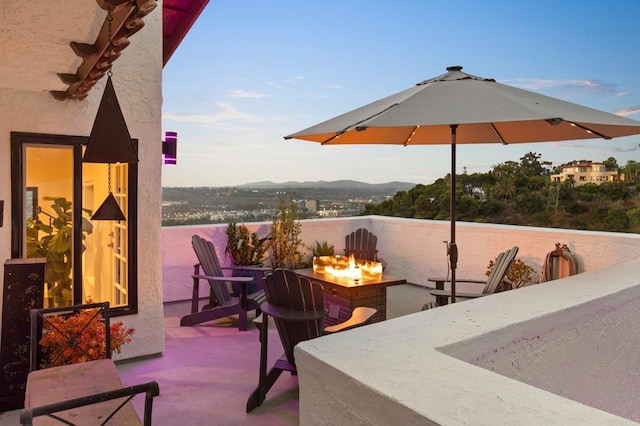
[361,153,640,233]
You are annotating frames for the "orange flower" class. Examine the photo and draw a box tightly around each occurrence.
[39,303,134,368]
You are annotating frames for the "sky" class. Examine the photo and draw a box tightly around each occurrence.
[161,0,640,187]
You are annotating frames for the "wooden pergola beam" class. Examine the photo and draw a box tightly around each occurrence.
[50,0,156,101]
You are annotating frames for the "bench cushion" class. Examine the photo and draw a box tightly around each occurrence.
[25,359,141,425]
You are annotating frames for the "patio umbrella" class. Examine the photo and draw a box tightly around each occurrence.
[285,65,640,302]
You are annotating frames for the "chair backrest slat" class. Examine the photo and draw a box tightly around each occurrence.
[192,235,232,305]
[264,269,324,364]
[345,228,378,261]
[483,246,519,295]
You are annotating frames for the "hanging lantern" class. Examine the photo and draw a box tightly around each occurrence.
[83,76,138,164]
[83,6,138,221]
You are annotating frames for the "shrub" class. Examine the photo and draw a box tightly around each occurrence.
[39,302,134,368]
[486,258,536,289]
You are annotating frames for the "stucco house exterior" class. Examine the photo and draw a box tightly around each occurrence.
[0,0,208,360]
[550,161,619,186]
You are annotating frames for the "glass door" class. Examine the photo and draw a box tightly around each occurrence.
[11,132,138,313]
[24,145,75,307]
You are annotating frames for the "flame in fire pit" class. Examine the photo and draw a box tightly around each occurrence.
[313,254,383,281]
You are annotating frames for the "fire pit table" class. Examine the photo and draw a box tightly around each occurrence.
[295,268,406,326]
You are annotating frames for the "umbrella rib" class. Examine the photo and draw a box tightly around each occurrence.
[563,120,612,140]
[489,123,507,145]
[321,103,400,145]
[403,126,419,146]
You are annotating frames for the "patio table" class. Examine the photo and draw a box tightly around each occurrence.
[294,268,406,326]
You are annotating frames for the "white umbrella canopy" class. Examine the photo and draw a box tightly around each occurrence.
[286,66,640,145]
[285,66,640,302]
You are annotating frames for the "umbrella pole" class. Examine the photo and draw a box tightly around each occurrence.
[449,124,458,303]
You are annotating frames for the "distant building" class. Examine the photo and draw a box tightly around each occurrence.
[305,199,319,212]
[551,162,619,186]
[319,209,339,218]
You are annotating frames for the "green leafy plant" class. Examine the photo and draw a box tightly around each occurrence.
[268,197,307,269]
[224,222,268,265]
[312,240,335,256]
[26,197,93,306]
[486,257,536,289]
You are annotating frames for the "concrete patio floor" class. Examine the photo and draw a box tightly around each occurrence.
[1,284,431,425]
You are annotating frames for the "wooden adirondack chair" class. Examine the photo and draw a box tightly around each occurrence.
[344,228,378,261]
[180,235,267,331]
[428,246,519,306]
[246,268,376,412]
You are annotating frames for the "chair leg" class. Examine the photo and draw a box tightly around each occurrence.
[190,269,200,314]
[246,367,284,412]
[247,312,271,412]
[238,309,248,331]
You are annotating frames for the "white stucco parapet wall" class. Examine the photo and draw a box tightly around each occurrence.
[295,259,640,425]
[162,216,640,302]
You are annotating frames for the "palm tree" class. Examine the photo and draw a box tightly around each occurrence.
[493,178,516,201]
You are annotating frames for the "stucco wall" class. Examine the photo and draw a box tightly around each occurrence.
[295,259,640,425]
[162,216,640,302]
[444,284,640,421]
[0,1,164,359]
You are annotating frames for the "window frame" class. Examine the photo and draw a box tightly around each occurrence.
[10,132,138,316]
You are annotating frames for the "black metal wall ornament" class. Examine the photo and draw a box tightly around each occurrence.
[83,6,138,221]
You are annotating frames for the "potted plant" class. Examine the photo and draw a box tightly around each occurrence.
[39,301,134,368]
[268,197,307,269]
[26,197,93,307]
[225,222,268,295]
[311,240,335,272]
[312,240,335,257]
[486,257,536,289]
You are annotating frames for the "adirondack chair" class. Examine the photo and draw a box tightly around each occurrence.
[246,268,376,412]
[427,246,519,307]
[344,228,378,261]
[180,235,267,330]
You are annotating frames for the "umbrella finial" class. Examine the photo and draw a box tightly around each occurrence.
[447,65,463,72]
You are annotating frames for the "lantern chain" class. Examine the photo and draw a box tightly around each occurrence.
[107,7,114,77]
[107,163,112,193]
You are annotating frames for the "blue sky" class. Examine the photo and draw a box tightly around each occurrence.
[161,0,640,187]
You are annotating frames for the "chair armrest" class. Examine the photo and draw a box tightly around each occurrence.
[20,381,160,426]
[324,307,377,333]
[192,274,253,283]
[429,289,486,299]
[427,277,487,285]
[261,302,326,322]
[222,265,271,272]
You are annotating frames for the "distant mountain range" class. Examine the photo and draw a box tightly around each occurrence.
[236,180,416,190]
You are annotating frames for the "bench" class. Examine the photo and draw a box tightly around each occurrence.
[19,302,159,425]
[20,359,159,425]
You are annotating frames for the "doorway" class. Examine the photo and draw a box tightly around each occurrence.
[10,132,138,314]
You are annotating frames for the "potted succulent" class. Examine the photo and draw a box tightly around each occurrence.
[225,223,268,295]
[311,240,336,272]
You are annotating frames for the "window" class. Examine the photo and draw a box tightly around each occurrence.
[10,132,138,316]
